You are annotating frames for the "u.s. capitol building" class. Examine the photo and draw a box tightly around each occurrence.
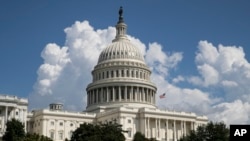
[0,7,207,141]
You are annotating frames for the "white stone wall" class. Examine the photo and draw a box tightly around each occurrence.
[0,94,28,137]
[28,109,96,141]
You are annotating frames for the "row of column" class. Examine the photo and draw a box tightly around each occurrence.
[1,106,27,132]
[93,68,150,82]
[144,118,196,141]
[87,86,156,106]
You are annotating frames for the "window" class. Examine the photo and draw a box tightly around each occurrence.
[127,128,132,138]
[121,70,124,77]
[69,131,73,138]
[59,122,63,126]
[16,111,18,115]
[50,121,54,126]
[50,130,54,139]
[128,119,131,123]
[59,131,63,140]
[107,71,109,78]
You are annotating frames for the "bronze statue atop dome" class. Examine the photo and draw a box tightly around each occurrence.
[118,6,124,23]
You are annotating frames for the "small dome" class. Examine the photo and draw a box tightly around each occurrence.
[97,40,145,64]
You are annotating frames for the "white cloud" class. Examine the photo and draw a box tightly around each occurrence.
[197,63,219,87]
[190,41,250,102]
[209,100,250,124]
[145,42,182,76]
[29,20,250,125]
[29,21,115,111]
[172,75,185,83]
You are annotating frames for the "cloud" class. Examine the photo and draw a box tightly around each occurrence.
[29,20,250,125]
[145,42,182,76]
[29,21,115,110]
[185,40,250,124]
[190,41,250,101]
[208,100,250,124]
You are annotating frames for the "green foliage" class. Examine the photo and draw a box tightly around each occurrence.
[23,133,53,141]
[2,118,52,141]
[133,132,157,141]
[179,121,229,141]
[2,118,25,141]
[71,122,125,141]
[133,132,145,141]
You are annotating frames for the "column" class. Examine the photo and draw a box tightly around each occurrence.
[112,87,115,102]
[92,90,95,104]
[87,92,89,105]
[96,90,99,103]
[181,121,183,137]
[130,86,133,101]
[173,120,176,141]
[155,119,157,138]
[137,87,140,102]
[92,90,94,104]
[106,87,109,102]
[125,86,127,101]
[42,119,47,136]
[55,120,57,140]
[148,118,150,138]
[144,118,147,137]
[149,89,151,103]
[184,121,186,136]
[101,88,103,103]
[119,86,121,101]
[158,118,161,138]
[5,106,8,129]
[142,88,145,102]
[166,119,169,141]
[153,92,155,104]
[134,87,137,101]
[23,109,27,131]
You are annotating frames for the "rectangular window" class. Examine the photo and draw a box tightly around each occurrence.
[50,121,54,126]
[50,132,54,139]
[59,132,63,140]
[60,122,63,126]
[127,128,132,138]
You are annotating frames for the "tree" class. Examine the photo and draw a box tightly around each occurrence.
[71,122,125,141]
[2,118,25,141]
[133,132,145,141]
[23,133,53,141]
[179,121,229,141]
[2,118,52,141]
[133,132,157,141]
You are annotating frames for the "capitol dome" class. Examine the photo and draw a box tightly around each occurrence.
[97,40,145,65]
[86,7,157,112]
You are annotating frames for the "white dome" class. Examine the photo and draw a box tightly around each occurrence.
[97,40,145,64]
[86,7,157,112]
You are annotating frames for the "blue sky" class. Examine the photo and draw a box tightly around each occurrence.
[1,1,250,124]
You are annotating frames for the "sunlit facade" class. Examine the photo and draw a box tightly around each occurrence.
[1,7,208,141]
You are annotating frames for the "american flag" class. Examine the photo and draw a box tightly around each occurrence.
[159,93,166,99]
